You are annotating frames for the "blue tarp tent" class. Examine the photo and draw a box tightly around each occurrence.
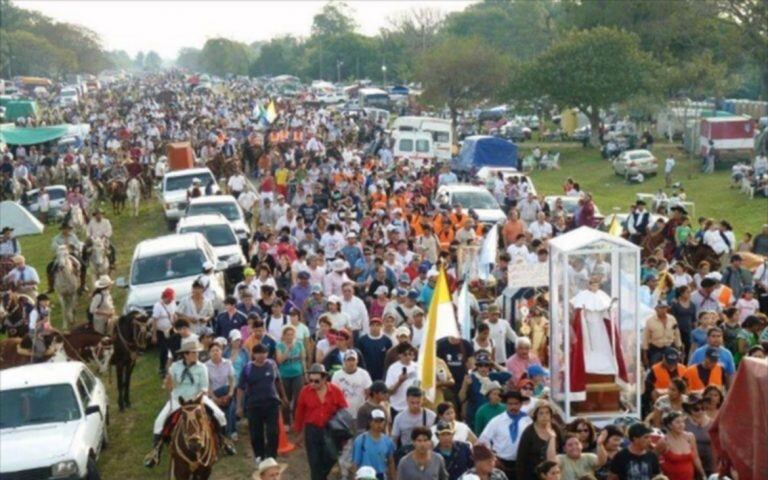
[452,135,518,173]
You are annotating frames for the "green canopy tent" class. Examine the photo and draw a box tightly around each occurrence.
[0,124,70,145]
[3,100,39,122]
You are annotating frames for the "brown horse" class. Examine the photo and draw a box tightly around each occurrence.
[64,323,115,374]
[169,394,219,480]
[680,243,722,272]
[0,333,66,369]
[107,179,127,215]
[112,311,150,411]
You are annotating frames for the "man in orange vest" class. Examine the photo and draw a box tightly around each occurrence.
[644,347,686,401]
[683,348,728,394]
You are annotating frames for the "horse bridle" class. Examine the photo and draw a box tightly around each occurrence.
[171,402,217,471]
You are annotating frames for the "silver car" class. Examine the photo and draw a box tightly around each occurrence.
[612,149,658,177]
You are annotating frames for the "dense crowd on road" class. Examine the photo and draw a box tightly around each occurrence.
[1,72,767,480]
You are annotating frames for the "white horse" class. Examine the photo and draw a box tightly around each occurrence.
[53,246,80,330]
[89,237,110,282]
[64,204,87,236]
[126,177,142,217]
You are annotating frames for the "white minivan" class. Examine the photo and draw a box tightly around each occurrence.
[392,116,453,161]
[392,130,436,171]
[160,167,219,229]
[117,232,226,314]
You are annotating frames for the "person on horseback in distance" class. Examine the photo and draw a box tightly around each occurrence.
[144,339,236,468]
[46,223,86,294]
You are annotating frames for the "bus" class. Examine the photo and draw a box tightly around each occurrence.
[358,88,391,111]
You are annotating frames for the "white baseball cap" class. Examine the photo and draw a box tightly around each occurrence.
[355,466,377,480]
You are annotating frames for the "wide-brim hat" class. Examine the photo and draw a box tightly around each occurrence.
[94,274,113,289]
[307,363,328,376]
[1,226,14,234]
[176,340,204,354]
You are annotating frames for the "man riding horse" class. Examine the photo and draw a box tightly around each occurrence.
[144,340,235,468]
[85,208,116,269]
[47,223,86,293]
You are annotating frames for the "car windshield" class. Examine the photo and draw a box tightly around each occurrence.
[165,173,213,192]
[451,191,499,210]
[187,203,241,222]
[0,384,81,429]
[398,139,413,152]
[179,225,236,247]
[130,249,206,285]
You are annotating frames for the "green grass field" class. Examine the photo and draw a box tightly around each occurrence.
[12,143,766,479]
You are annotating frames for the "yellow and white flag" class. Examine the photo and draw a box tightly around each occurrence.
[265,100,278,124]
[608,214,622,237]
[418,266,460,402]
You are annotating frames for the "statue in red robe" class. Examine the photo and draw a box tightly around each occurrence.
[569,280,628,401]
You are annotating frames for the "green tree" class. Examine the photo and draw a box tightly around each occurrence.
[444,0,561,60]
[249,36,303,77]
[716,0,768,98]
[134,51,145,70]
[176,48,202,71]
[3,29,76,77]
[311,2,357,37]
[415,36,509,129]
[108,50,133,70]
[521,27,655,144]
[144,51,163,71]
[200,38,252,76]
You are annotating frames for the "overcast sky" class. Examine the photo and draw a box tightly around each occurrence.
[16,1,476,59]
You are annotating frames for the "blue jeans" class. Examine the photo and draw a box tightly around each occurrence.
[213,385,236,436]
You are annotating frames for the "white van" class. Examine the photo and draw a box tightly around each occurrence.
[392,116,453,161]
[392,130,435,171]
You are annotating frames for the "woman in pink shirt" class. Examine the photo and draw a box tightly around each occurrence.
[505,337,541,386]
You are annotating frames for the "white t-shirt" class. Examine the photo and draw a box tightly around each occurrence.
[238,191,258,211]
[152,300,176,334]
[331,367,373,417]
[431,420,473,445]
[385,361,419,412]
[665,157,676,173]
[411,324,425,348]
[228,174,247,193]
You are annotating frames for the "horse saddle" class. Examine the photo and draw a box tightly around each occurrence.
[161,405,217,441]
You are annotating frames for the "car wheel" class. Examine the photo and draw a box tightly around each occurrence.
[86,456,101,480]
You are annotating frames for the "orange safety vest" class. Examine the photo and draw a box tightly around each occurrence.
[683,363,723,393]
[651,362,686,390]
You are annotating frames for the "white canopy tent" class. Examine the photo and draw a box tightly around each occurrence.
[0,201,44,236]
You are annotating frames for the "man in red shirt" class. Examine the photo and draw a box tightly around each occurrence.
[294,363,348,480]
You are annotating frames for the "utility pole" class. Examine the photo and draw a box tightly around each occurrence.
[336,60,343,84]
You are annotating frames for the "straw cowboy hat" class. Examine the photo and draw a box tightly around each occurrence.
[94,275,113,289]
[176,340,204,354]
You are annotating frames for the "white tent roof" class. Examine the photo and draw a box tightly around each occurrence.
[548,226,637,253]
[0,201,44,236]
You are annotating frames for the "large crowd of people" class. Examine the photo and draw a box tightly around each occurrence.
[1,72,767,480]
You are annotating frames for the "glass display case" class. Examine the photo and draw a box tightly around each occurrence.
[548,227,642,423]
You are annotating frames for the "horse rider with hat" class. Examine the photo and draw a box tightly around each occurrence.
[144,339,236,468]
[47,222,86,293]
[86,207,116,268]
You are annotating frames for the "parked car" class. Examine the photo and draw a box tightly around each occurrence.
[612,149,658,177]
[434,184,506,226]
[160,167,219,229]
[184,195,250,241]
[117,232,226,314]
[177,214,247,287]
[474,167,538,197]
[22,184,67,216]
[0,362,108,479]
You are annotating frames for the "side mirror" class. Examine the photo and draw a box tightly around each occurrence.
[115,277,127,288]
[85,405,101,416]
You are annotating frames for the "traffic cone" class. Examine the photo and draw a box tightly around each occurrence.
[277,412,295,454]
